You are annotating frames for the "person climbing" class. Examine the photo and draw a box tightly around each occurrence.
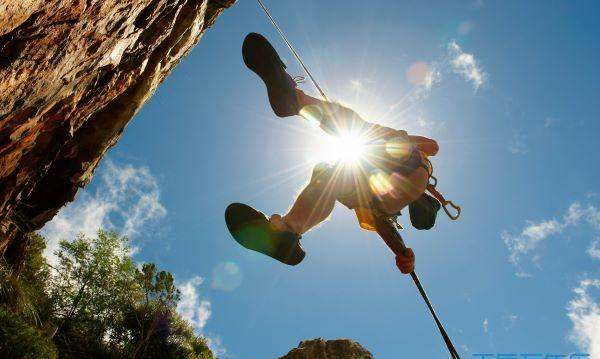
[225,33,441,274]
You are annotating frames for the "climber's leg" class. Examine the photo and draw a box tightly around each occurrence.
[271,183,336,235]
[243,33,380,138]
[242,33,300,117]
[296,90,370,137]
[271,163,347,235]
[225,164,342,266]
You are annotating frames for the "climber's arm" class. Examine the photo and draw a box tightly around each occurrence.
[317,106,402,142]
[303,97,439,156]
[409,135,439,156]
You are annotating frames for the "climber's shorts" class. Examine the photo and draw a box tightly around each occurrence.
[309,146,428,213]
[309,161,371,209]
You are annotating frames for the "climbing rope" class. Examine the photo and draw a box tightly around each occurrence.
[255,1,462,358]
[374,216,462,359]
[256,0,330,102]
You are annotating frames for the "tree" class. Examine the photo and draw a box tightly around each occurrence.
[0,233,55,358]
[0,231,214,359]
[0,233,52,325]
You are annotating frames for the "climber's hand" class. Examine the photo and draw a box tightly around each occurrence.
[395,248,415,274]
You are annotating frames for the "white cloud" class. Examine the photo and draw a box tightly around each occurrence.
[567,278,600,358]
[483,318,489,333]
[521,220,562,242]
[177,276,210,331]
[448,41,486,89]
[176,276,227,356]
[502,201,600,275]
[502,219,562,267]
[564,202,600,230]
[205,335,227,357]
[587,238,600,260]
[386,42,482,117]
[388,62,441,114]
[40,160,166,265]
[423,68,441,91]
[196,300,212,330]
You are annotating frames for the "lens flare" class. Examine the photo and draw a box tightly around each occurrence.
[299,105,326,129]
[385,136,412,160]
[309,131,367,166]
[211,261,243,292]
[369,170,394,196]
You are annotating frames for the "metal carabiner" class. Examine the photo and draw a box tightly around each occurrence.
[428,174,438,188]
[442,201,461,220]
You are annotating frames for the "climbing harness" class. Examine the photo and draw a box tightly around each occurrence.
[255,1,462,357]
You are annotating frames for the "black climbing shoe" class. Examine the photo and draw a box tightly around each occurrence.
[242,32,300,117]
[225,203,305,266]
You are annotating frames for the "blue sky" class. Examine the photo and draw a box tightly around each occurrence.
[41,1,600,358]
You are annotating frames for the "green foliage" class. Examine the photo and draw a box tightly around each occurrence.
[0,306,57,359]
[117,304,213,359]
[0,233,51,325]
[0,231,214,359]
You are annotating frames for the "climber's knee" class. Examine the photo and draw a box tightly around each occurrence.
[308,162,357,202]
[309,162,335,189]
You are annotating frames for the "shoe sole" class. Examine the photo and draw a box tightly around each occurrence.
[225,202,305,266]
[242,33,299,117]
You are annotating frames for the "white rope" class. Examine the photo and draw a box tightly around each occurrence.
[256,0,330,102]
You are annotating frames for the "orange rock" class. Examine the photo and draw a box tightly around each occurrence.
[0,0,235,265]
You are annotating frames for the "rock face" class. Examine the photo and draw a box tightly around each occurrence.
[279,339,374,359]
[0,0,234,265]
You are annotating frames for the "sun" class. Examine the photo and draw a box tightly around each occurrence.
[309,131,368,166]
[336,132,368,164]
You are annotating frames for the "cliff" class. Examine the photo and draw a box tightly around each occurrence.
[279,339,374,359]
[0,0,234,266]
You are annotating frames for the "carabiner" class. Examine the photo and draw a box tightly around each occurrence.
[442,201,461,220]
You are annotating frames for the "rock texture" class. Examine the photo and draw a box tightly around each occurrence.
[0,0,234,266]
[279,339,374,359]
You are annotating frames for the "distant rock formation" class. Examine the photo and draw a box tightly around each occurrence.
[0,0,234,267]
[279,339,374,359]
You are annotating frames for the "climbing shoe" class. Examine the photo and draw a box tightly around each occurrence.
[242,32,300,117]
[225,203,305,266]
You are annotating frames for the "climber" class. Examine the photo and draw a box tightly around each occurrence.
[225,33,440,273]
